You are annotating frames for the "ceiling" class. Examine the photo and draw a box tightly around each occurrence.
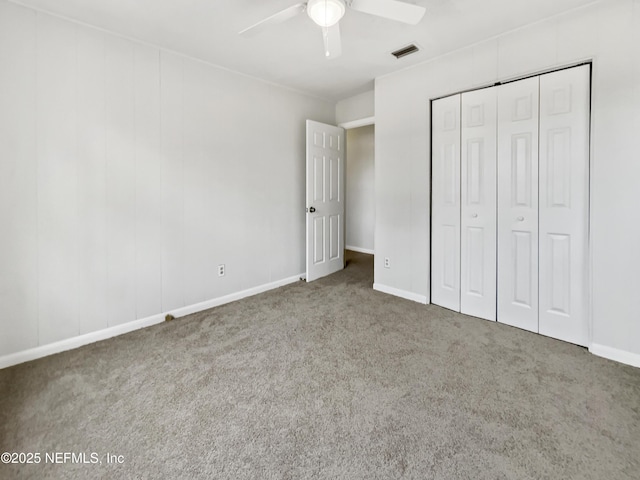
[11,0,598,101]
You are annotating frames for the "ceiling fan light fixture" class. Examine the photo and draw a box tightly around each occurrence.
[307,0,346,27]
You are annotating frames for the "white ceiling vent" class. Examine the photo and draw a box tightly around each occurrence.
[391,43,420,59]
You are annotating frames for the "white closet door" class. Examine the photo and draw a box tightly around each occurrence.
[497,77,540,333]
[431,94,461,311]
[460,87,497,321]
[538,65,590,346]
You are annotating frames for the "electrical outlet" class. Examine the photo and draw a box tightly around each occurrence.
[218,264,225,277]
[384,257,390,269]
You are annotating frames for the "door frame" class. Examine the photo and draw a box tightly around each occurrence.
[338,116,376,258]
[428,60,593,345]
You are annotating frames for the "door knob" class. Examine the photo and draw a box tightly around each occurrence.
[517,216,524,221]
[471,213,478,218]
[307,207,316,213]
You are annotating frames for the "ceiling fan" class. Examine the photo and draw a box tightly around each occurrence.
[239,0,426,59]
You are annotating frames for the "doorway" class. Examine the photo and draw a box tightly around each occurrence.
[305,116,375,283]
[344,124,375,256]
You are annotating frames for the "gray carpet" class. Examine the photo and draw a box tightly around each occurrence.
[1,251,639,480]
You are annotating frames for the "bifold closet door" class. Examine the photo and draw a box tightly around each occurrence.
[538,65,590,346]
[497,77,540,333]
[460,87,497,321]
[431,94,461,311]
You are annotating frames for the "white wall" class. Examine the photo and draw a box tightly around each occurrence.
[336,90,374,125]
[346,125,375,253]
[374,0,640,365]
[0,1,335,361]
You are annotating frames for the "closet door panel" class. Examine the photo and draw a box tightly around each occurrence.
[431,95,461,311]
[460,87,497,321]
[497,77,540,333]
[538,65,590,346]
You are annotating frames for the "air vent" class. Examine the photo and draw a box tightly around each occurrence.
[391,44,419,59]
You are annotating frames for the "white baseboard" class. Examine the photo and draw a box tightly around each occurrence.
[0,273,303,370]
[373,283,428,304]
[346,245,374,255]
[589,343,640,368]
[11,274,637,371]
[0,315,166,371]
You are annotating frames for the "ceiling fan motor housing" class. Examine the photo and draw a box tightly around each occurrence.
[307,0,346,27]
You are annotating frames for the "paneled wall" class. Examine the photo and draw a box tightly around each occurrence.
[374,0,640,364]
[0,1,334,358]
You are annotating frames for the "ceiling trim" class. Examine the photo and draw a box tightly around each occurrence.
[375,0,604,83]
[7,0,336,104]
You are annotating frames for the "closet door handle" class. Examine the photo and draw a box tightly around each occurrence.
[471,213,478,218]
[517,216,524,222]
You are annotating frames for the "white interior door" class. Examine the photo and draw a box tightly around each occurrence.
[431,94,461,311]
[538,65,590,346]
[460,87,497,321]
[306,120,345,282]
[497,77,540,333]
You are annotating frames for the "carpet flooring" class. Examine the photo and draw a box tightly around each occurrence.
[1,251,639,479]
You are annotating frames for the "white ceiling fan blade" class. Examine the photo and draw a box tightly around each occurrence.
[349,0,426,25]
[322,22,342,59]
[239,3,307,37]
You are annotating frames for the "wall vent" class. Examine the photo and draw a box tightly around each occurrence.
[391,44,419,59]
